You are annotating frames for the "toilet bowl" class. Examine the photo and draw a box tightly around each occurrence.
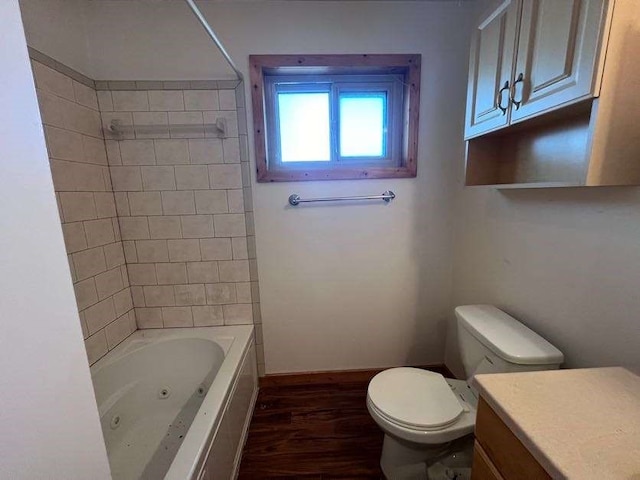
[367,305,564,480]
[367,368,477,478]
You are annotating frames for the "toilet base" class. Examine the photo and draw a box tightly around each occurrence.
[380,433,474,480]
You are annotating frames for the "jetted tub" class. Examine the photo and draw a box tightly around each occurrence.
[90,325,257,480]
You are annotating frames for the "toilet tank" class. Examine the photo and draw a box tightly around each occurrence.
[456,305,564,379]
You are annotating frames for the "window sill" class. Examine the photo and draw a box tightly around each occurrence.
[257,164,417,182]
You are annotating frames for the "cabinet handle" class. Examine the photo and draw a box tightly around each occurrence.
[510,73,524,110]
[496,80,510,115]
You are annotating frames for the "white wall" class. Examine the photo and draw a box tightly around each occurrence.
[444,0,640,377]
[79,0,477,373]
[19,0,91,76]
[447,186,640,376]
[0,2,112,478]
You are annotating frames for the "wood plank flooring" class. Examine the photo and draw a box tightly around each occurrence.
[237,367,450,479]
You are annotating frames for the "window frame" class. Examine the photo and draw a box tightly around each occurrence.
[250,54,421,182]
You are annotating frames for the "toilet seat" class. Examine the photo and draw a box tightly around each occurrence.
[368,368,464,431]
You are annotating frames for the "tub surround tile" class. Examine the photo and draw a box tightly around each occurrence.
[200,238,232,261]
[235,283,252,303]
[161,191,195,215]
[174,284,206,306]
[84,219,116,248]
[128,263,158,285]
[168,239,201,262]
[85,331,109,366]
[74,278,99,311]
[105,313,135,349]
[231,237,249,260]
[195,190,228,214]
[184,90,219,111]
[218,260,250,283]
[32,61,75,101]
[94,192,117,218]
[222,304,253,325]
[205,283,236,305]
[104,242,126,269]
[136,240,170,263]
[156,263,188,285]
[34,55,138,366]
[111,166,143,191]
[149,91,184,111]
[162,306,193,327]
[95,267,124,300]
[62,222,88,253]
[142,166,176,191]
[128,192,163,216]
[112,91,149,112]
[155,139,189,165]
[227,189,245,214]
[119,217,150,240]
[189,138,224,164]
[187,261,219,284]
[130,287,145,307]
[136,307,163,328]
[149,216,182,239]
[32,54,261,366]
[192,305,224,326]
[143,285,176,307]
[119,140,156,166]
[84,298,117,335]
[214,214,246,237]
[113,288,134,317]
[97,91,114,112]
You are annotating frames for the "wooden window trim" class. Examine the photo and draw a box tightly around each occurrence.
[250,54,421,182]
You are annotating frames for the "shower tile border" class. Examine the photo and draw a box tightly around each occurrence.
[28,47,95,89]
[97,79,241,91]
[27,48,241,92]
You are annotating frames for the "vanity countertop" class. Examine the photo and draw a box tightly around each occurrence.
[473,367,640,479]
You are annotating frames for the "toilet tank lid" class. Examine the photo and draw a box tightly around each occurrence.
[455,305,564,365]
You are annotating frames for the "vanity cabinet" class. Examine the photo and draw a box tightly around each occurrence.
[465,0,607,139]
[464,0,640,187]
[470,368,640,480]
[471,398,550,480]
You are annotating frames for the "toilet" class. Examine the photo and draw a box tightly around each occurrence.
[367,305,564,479]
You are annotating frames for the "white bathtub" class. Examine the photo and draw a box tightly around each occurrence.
[90,325,258,480]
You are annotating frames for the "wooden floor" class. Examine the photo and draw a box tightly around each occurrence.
[237,367,449,479]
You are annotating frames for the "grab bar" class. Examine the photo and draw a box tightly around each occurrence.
[288,190,396,206]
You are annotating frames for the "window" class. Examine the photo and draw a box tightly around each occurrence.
[250,55,421,182]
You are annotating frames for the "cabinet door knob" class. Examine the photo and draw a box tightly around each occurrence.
[496,80,510,115]
[510,73,525,110]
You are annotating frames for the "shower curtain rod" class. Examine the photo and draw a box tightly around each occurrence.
[183,0,244,81]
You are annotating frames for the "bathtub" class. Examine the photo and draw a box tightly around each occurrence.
[90,325,257,480]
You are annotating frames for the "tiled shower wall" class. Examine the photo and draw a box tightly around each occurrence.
[30,55,136,365]
[30,50,265,373]
[234,83,264,376]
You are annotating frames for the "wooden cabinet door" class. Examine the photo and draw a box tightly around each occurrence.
[510,0,607,123]
[472,441,505,480]
[465,0,520,139]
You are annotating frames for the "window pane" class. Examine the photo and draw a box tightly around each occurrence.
[339,93,386,157]
[278,92,330,162]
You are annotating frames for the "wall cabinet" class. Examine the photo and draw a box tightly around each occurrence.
[510,0,605,123]
[466,0,606,139]
[465,0,519,138]
[464,0,640,187]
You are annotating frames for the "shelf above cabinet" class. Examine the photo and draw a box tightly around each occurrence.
[464,0,640,188]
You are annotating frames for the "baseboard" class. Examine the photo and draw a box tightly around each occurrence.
[259,364,454,388]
